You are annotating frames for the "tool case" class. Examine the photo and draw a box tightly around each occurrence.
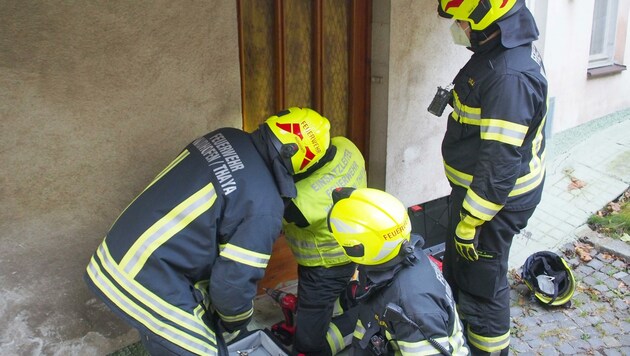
[408,195,450,262]
[228,329,295,356]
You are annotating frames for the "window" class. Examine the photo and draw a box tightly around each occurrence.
[589,0,620,69]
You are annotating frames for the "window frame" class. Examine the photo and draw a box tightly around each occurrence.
[589,0,620,69]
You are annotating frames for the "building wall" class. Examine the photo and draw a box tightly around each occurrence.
[541,0,630,132]
[0,1,241,354]
[384,1,469,206]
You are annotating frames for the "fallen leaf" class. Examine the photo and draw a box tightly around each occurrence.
[608,202,621,213]
[568,177,587,190]
[620,233,630,242]
[575,243,593,262]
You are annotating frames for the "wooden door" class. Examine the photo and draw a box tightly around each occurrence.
[237,0,371,293]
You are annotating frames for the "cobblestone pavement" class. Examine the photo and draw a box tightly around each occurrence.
[508,238,630,355]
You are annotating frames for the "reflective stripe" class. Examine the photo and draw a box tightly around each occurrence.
[285,234,349,264]
[86,245,217,354]
[452,91,481,124]
[353,320,366,339]
[149,150,191,190]
[120,182,217,277]
[109,150,191,229]
[398,337,450,355]
[449,308,469,355]
[467,326,510,353]
[332,297,343,318]
[373,240,404,261]
[444,157,544,201]
[94,243,215,339]
[463,189,504,221]
[480,118,528,146]
[216,306,254,323]
[326,323,345,354]
[220,243,270,269]
[444,161,472,188]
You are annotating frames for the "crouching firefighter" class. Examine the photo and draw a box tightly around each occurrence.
[328,187,469,355]
[84,107,331,355]
[283,135,367,355]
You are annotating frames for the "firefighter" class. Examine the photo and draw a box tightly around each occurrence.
[437,0,548,354]
[328,187,469,355]
[283,135,367,355]
[84,107,331,355]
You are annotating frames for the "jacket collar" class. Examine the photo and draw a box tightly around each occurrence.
[250,126,297,199]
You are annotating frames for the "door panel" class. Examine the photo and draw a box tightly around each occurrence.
[237,0,370,293]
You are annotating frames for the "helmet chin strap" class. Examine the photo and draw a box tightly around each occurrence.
[469,23,499,48]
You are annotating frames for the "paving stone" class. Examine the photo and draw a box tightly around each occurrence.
[509,338,531,353]
[611,259,626,269]
[587,336,606,350]
[612,270,628,279]
[575,264,596,276]
[593,270,609,281]
[612,298,628,311]
[556,342,577,355]
[601,335,622,348]
[602,349,624,356]
[600,264,618,276]
[587,255,604,270]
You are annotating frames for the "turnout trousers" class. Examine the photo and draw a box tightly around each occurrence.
[443,188,536,355]
[294,263,357,355]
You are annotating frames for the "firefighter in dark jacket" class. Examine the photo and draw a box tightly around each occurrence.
[437,0,548,354]
[328,187,469,355]
[283,136,367,355]
[84,107,331,355]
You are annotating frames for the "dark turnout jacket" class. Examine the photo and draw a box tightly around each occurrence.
[442,11,548,221]
[351,236,468,355]
[84,127,292,355]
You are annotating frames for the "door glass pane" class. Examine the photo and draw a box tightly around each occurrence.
[240,0,276,132]
[323,0,349,138]
[284,0,314,109]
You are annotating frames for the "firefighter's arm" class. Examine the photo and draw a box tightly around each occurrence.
[210,214,281,331]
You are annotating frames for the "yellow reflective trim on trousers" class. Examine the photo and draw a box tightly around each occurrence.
[120,183,217,277]
[452,91,481,124]
[398,337,450,355]
[216,306,254,323]
[353,320,366,339]
[326,323,345,354]
[463,189,504,221]
[480,119,528,146]
[86,253,217,354]
[109,150,191,230]
[467,326,510,353]
[94,243,216,341]
[220,243,270,269]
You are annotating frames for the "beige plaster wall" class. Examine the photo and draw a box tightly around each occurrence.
[384,1,469,206]
[0,1,241,354]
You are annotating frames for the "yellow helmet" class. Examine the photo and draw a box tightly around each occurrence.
[438,0,523,31]
[265,107,331,175]
[328,188,411,266]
